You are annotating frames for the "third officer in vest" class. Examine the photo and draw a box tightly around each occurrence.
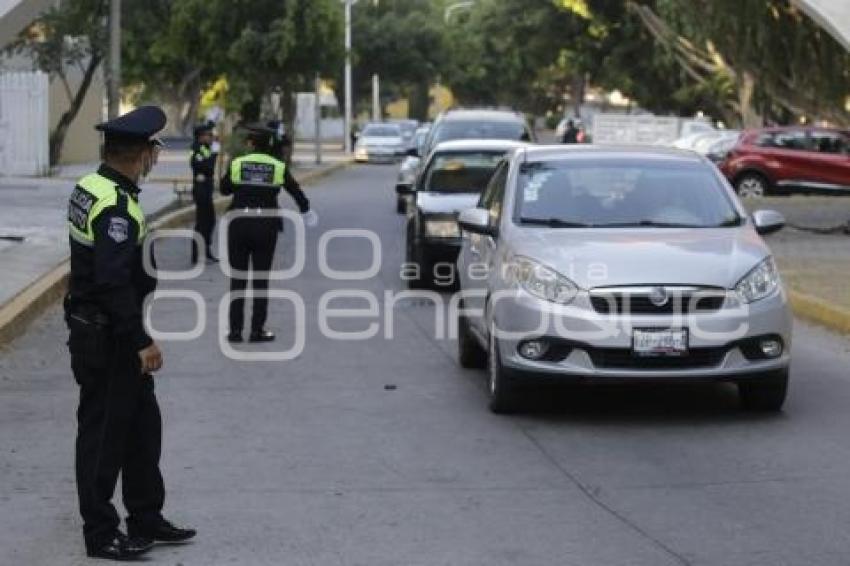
[190,122,218,264]
[221,123,317,343]
[65,106,196,561]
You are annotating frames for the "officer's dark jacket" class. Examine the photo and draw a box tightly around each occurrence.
[190,142,216,185]
[219,152,309,213]
[67,165,157,351]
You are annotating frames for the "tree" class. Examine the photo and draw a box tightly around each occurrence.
[351,1,448,120]
[628,0,850,126]
[225,0,344,127]
[7,0,108,167]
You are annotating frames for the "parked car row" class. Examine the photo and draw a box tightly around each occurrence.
[385,108,793,414]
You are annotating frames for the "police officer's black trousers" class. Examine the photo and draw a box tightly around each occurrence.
[227,217,279,333]
[192,183,216,261]
[73,350,165,549]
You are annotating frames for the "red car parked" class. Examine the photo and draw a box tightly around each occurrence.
[719,126,850,198]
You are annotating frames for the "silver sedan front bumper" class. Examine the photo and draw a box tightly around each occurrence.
[490,287,792,382]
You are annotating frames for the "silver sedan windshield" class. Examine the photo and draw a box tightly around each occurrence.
[516,159,741,228]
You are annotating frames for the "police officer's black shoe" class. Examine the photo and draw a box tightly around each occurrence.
[205,248,219,263]
[128,518,197,543]
[227,331,243,343]
[249,329,276,342]
[87,531,153,561]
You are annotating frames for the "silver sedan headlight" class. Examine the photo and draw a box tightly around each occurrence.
[424,219,460,238]
[508,256,578,305]
[735,257,780,303]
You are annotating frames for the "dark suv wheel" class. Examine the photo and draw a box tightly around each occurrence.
[405,221,432,289]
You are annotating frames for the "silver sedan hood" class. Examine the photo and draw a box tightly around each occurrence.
[507,226,770,290]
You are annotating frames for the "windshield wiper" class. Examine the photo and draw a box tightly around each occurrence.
[717,217,743,227]
[594,220,707,228]
[519,217,591,227]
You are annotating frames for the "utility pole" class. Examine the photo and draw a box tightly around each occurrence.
[372,0,380,122]
[314,73,322,165]
[107,0,121,119]
[343,0,353,154]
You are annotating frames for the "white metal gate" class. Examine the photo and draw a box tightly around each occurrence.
[0,71,49,176]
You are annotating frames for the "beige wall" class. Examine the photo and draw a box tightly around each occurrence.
[49,67,104,164]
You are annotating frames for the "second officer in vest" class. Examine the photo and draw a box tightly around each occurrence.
[221,123,316,343]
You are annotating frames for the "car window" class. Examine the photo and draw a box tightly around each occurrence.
[479,161,509,224]
[433,121,526,145]
[514,159,740,228]
[421,151,506,194]
[362,125,401,137]
[757,130,810,151]
[810,131,850,155]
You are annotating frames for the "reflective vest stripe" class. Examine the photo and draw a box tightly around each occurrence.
[230,153,286,187]
[68,173,146,245]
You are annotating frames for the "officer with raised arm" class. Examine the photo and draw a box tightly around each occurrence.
[220,123,317,343]
[65,106,196,561]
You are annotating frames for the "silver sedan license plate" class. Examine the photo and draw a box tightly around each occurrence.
[633,328,688,357]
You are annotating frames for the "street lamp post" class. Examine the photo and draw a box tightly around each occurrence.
[372,0,380,122]
[343,0,354,154]
[107,0,121,119]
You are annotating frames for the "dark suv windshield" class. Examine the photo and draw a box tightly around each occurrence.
[516,159,740,228]
[362,125,401,137]
[433,121,526,144]
[422,151,505,193]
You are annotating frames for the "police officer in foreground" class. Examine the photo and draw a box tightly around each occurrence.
[221,123,317,343]
[65,106,196,561]
[190,122,219,264]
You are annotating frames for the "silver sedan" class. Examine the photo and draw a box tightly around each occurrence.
[456,145,792,413]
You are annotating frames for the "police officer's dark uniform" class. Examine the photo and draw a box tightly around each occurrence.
[190,122,218,264]
[65,106,196,561]
[220,124,311,343]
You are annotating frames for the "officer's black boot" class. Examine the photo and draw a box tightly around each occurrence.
[249,329,275,342]
[86,530,153,561]
[128,518,197,544]
[205,247,219,263]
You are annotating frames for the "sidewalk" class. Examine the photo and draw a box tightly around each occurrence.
[54,143,351,183]
[0,154,349,344]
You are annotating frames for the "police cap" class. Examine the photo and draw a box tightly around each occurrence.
[194,122,214,137]
[240,122,276,149]
[96,105,167,145]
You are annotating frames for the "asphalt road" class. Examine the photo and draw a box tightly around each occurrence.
[3,164,850,565]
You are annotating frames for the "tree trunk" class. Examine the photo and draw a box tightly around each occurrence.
[736,70,762,128]
[50,54,102,167]
[571,73,585,118]
[409,80,430,122]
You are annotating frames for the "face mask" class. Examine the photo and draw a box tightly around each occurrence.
[140,151,153,181]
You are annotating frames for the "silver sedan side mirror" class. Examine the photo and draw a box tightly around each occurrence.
[752,209,785,235]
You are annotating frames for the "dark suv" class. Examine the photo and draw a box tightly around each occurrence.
[418,108,535,159]
[719,126,850,198]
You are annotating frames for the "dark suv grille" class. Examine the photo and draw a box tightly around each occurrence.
[590,292,726,315]
[587,347,728,370]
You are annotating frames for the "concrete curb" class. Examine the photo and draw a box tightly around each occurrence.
[788,289,850,335]
[0,161,350,347]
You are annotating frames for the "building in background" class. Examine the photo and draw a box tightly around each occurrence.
[0,0,103,173]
